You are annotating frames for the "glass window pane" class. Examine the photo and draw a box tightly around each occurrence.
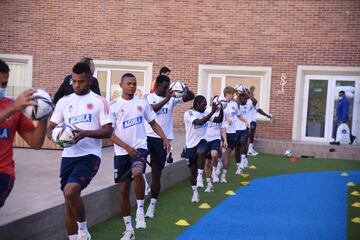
[210,77,222,100]
[96,71,107,98]
[110,70,145,100]
[306,80,328,137]
[7,63,28,98]
[334,80,355,129]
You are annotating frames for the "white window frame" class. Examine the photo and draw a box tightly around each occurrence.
[93,60,153,102]
[0,54,33,97]
[198,64,272,121]
[293,65,360,141]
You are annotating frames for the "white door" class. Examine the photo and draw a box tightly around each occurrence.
[301,75,360,143]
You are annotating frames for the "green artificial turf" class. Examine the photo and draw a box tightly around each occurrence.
[90,154,360,240]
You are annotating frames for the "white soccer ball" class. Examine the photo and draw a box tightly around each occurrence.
[169,80,186,98]
[22,89,53,120]
[235,84,246,94]
[284,150,293,157]
[52,123,76,148]
[213,96,228,110]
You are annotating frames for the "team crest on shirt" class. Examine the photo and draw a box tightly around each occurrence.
[137,105,143,112]
[87,103,94,110]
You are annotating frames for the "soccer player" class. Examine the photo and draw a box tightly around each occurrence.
[54,57,101,104]
[248,108,272,156]
[204,97,226,189]
[0,59,48,208]
[144,75,194,218]
[47,62,113,240]
[110,73,170,240]
[220,87,249,183]
[184,95,218,202]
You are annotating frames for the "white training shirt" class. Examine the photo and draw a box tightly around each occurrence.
[110,96,156,156]
[184,109,207,148]
[145,93,183,139]
[239,99,255,124]
[50,91,112,158]
[222,101,240,133]
[205,107,222,142]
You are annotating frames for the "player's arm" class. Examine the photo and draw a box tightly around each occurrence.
[0,89,36,124]
[110,134,141,158]
[257,108,272,119]
[73,123,113,143]
[148,120,171,152]
[182,86,195,102]
[150,90,174,112]
[238,114,249,128]
[213,106,224,123]
[245,89,257,106]
[21,118,48,149]
[221,127,228,149]
[193,103,217,126]
[46,121,57,140]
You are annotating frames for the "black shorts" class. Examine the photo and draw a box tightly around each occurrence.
[0,173,15,208]
[114,148,148,183]
[206,139,221,158]
[185,139,207,167]
[60,154,101,191]
[226,133,237,150]
[147,136,167,169]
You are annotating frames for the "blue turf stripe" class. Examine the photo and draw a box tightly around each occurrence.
[177,171,360,240]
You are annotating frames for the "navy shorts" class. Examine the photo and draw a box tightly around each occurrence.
[206,139,221,157]
[226,133,237,150]
[147,136,167,169]
[238,128,249,141]
[60,154,101,191]
[0,173,15,208]
[185,139,207,167]
[250,121,257,127]
[114,148,148,183]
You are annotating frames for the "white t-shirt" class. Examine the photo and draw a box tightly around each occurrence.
[222,101,240,133]
[50,91,112,158]
[251,103,259,123]
[184,109,207,148]
[205,107,222,142]
[110,96,156,156]
[239,99,255,123]
[145,93,183,139]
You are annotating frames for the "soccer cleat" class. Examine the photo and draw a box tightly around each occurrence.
[120,229,135,240]
[77,231,91,240]
[247,150,258,156]
[235,167,242,175]
[191,191,200,203]
[243,158,249,168]
[205,184,214,193]
[145,205,155,219]
[220,175,227,183]
[212,173,220,183]
[135,213,146,229]
[196,176,204,188]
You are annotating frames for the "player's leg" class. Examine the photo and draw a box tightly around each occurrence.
[185,145,200,203]
[131,149,147,229]
[240,129,249,169]
[234,130,244,174]
[196,140,208,188]
[248,122,258,155]
[210,140,220,183]
[204,149,213,192]
[0,173,15,208]
[222,133,235,183]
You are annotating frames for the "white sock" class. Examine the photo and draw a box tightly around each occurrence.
[123,216,133,231]
[150,198,157,206]
[222,169,227,176]
[241,154,246,161]
[192,185,198,192]
[197,169,204,177]
[249,143,253,150]
[212,166,216,173]
[68,235,77,240]
[137,199,144,214]
[77,221,87,232]
[236,163,241,169]
[206,178,212,185]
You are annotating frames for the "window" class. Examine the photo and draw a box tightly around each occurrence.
[93,60,153,101]
[198,64,272,121]
[0,54,33,98]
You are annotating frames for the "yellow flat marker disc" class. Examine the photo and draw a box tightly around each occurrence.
[352,202,360,208]
[175,219,190,226]
[340,172,349,177]
[249,165,257,169]
[225,190,236,195]
[351,191,360,197]
[240,181,250,186]
[351,217,360,224]
[198,203,211,209]
[240,174,250,178]
[347,182,356,187]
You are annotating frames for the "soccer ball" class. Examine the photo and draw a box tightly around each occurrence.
[284,150,293,157]
[169,80,186,98]
[213,96,228,110]
[52,123,76,148]
[235,84,246,94]
[22,89,53,120]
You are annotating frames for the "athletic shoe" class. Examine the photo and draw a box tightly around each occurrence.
[120,230,135,240]
[212,173,220,183]
[77,231,91,240]
[135,213,146,229]
[191,191,200,203]
[350,135,356,145]
[145,205,155,219]
[196,175,204,188]
[205,184,214,192]
[247,150,258,156]
[243,158,249,168]
[235,167,242,175]
[220,175,227,183]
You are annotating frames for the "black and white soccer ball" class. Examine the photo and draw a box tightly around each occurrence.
[284,150,293,157]
[169,80,186,98]
[213,96,228,110]
[235,84,246,94]
[52,123,76,148]
[22,89,53,120]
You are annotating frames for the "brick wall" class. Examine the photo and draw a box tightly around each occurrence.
[1,0,359,140]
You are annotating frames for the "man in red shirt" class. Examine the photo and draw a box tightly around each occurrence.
[0,59,48,207]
